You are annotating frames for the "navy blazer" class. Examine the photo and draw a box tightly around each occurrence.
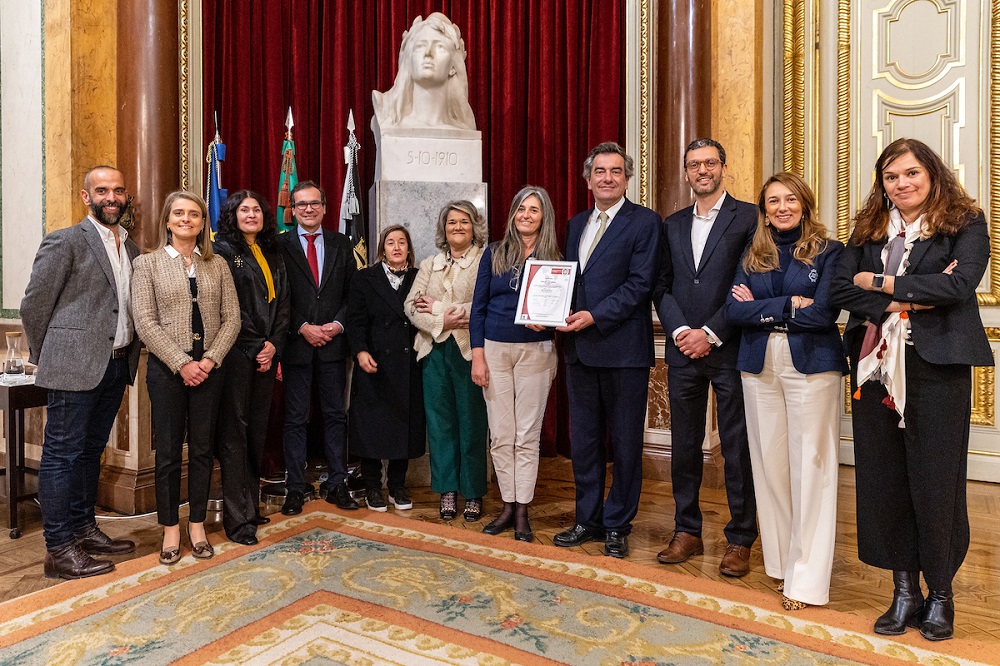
[653,194,757,368]
[831,211,993,367]
[727,240,848,375]
[562,198,661,368]
[279,227,356,364]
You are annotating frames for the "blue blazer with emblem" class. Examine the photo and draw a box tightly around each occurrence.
[726,239,848,375]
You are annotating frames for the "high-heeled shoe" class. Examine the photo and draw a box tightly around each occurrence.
[186,523,214,560]
[919,589,954,641]
[159,529,181,566]
[874,570,924,636]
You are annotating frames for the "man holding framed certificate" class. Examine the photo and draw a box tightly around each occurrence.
[553,142,661,559]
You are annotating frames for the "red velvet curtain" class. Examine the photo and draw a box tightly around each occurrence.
[203,0,624,454]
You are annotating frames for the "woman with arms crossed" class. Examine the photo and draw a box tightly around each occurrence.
[831,138,991,641]
[727,172,846,611]
[470,186,561,542]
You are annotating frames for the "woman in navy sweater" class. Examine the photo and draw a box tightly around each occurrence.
[470,186,561,542]
[727,172,846,611]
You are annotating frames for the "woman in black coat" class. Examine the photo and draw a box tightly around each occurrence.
[214,190,290,544]
[347,225,426,511]
[831,138,992,641]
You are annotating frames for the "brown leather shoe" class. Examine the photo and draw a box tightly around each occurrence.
[657,531,704,564]
[74,523,136,555]
[719,543,751,577]
[43,544,115,580]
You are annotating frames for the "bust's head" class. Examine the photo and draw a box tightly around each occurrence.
[373,12,477,131]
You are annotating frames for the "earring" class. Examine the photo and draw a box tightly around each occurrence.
[883,192,896,211]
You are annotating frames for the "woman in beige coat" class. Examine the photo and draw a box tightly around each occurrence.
[405,200,488,522]
[132,191,239,565]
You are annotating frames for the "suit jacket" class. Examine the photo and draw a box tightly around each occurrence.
[279,227,355,364]
[831,211,993,367]
[562,198,661,368]
[214,239,291,361]
[726,239,848,375]
[131,248,241,373]
[20,219,141,391]
[653,194,757,368]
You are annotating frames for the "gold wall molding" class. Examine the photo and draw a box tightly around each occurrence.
[639,0,650,207]
[782,0,805,174]
[874,0,963,89]
[625,0,651,207]
[836,0,852,243]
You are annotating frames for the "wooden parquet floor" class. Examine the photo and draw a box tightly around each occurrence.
[2,456,999,645]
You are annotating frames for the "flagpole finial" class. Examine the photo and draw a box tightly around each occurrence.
[347,110,356,133]
[285,107,294,130]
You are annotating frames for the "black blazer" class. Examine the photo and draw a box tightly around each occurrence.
[214,238,291,361]
[278,227,356,364]
[831,211,993,367]
[561,198,661,369]
[653,194,757,368]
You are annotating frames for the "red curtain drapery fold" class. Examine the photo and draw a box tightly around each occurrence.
[203,0,625,455]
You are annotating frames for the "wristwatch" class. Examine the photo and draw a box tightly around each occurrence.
[871,273,885,290]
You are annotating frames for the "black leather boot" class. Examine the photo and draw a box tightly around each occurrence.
[919,589,954,641]
[873,570,924,635]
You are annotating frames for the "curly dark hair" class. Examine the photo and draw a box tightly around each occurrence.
[851,138,980,244]
[216,190,278,251]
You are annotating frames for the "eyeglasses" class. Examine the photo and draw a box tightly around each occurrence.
[685,159,722,172]
[509,264,521,291]
[293,200,324,210]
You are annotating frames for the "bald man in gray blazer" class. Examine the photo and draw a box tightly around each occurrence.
[20,166,141,580]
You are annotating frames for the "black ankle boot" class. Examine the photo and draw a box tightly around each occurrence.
[873,570,924,636]
[482,502,514,535]
[513,502,533,543]
[919,589,954,641]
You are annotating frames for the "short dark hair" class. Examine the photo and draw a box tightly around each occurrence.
[683,138,727,166]
[582,142,635,179]
[83,165,123,190]
[217,190,278,251]
[290,180,326,205]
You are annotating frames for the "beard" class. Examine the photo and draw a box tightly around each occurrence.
[89,200,123,226]
[689,173,723,197]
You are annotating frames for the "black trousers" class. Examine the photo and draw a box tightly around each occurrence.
[282,357,348,494]
[851,344,971,589]
[217,348,277,541]
[147,355,224,526]
[667,360,758,546]
[360,457,408,490]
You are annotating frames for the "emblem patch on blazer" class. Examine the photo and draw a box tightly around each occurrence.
[808,268,818,282]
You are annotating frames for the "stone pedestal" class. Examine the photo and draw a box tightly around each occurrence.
[373,128,482,183]
[369,180,488,264]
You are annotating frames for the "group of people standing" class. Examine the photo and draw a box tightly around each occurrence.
[21,135,987,644]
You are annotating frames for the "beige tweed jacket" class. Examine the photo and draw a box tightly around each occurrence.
[404,244,484,362]
[132,248,240,373]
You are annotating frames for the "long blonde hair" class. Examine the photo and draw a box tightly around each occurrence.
[743,172,826,272]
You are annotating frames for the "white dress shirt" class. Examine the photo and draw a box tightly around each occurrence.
[670,192,729,347]
[164,244,202,277]
[88,216,133,349]
[297,225,325,280]
[578,196,627,262]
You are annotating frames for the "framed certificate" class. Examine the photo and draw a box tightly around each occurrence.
[513,259,578,327]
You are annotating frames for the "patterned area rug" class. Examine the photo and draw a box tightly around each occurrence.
[0,504,995,665]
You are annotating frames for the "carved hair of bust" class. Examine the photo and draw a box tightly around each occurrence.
[372,13,477,131]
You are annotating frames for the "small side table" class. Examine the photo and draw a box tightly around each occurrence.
[0,379,48,538]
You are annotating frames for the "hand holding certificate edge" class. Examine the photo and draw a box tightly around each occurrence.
[555,310,594,332]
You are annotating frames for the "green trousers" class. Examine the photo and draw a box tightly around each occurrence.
[422,338,488,498]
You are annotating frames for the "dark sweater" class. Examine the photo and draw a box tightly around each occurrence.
[470,244,555,348]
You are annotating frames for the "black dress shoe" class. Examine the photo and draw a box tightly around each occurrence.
[604,531,629,558]
[281,491,305,516]
[919,590,955,641]
[553,524,604,548]
[74,523,136,555]
[482,507,514,535]
[44,544,115,580]
[874,570,924,636]
[231,535,259,546]
[327,482,359,510]
[252,515,271,525]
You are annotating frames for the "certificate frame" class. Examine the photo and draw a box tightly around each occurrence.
[513,259,578,327]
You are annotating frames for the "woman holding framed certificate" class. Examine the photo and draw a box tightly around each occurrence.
[470,186,562,542]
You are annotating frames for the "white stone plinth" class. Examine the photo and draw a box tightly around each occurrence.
[373,127,482,183]
[369,180,488,265]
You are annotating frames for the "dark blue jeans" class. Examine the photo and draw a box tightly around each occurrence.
[38,357,129,551]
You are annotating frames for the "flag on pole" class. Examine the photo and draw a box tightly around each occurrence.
[276,107,299,230]
[340,110,367,268]
[205,114,227,234]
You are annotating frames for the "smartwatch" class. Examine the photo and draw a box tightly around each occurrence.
[871,274,885,290]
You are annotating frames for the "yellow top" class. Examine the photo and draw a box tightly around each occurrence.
[249,242,276,302]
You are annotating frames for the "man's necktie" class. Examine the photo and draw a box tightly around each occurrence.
[582,211,609,268]
[306,233,320,285]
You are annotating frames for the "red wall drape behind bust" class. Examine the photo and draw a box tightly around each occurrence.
[203,0,625,455]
